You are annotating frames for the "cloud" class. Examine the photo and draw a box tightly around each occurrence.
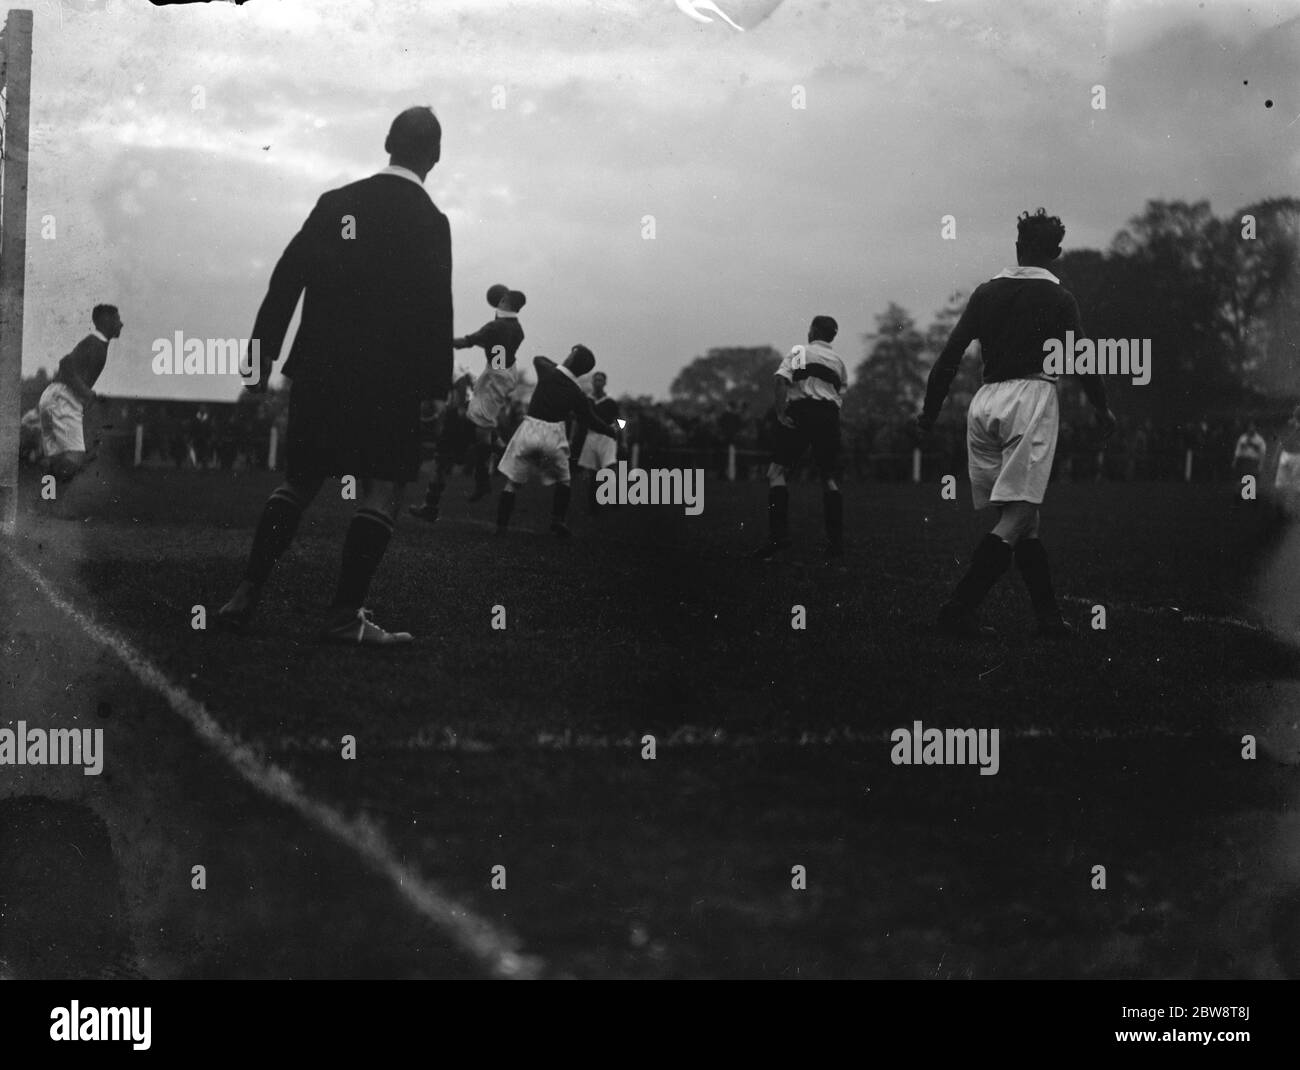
[8,0,1299,401]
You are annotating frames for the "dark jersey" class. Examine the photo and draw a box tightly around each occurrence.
[54,334,109,395]
[461,316,524,368]
[923,273,1107,419]
[527,358,617,437]
[592,396,619,426]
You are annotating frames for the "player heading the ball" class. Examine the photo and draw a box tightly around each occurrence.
[494,345,619,538]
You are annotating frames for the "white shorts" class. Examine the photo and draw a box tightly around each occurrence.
[1276,451,1300,491]
[467,395,505,430]
[38,382,85,456]
[578,430,617,471]
[498,416,571,486]
[966,378,1059,510]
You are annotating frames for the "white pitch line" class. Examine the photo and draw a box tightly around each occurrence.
[1,544,541,980]
[265,722,1229,755]
[1061,595,1262,632]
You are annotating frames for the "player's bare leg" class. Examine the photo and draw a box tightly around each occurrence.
[218,474,324,630]
[320,478,412,645]
[754,462,794,559]
[495,479,521,533]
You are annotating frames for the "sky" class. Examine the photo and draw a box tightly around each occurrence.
[3,0,1298,401]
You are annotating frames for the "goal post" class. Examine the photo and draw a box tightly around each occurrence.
[0,8,32,536]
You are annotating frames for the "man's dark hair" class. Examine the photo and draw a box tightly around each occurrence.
[92,304,118,329]
[384,106,441,163]
[566,344,596,377]
[1016,208,1066,262]
[809,315,838,342]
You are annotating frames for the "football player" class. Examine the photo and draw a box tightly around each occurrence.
[38,304,124,488]
[494,345,619,537]
[754,315,848,559]
[915,208,1116,637]
[575,371,621,514]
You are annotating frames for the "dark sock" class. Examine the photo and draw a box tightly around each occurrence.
[331,507,394,611]
[949,533,1013,610]
[768,485,789,541]
[552,483,571,522]
[823,489,843,547]
[424,478,445,509]
[497,491,516,529]
[245,487,306,586]
[1015,537,1059,619]
[471,442,489,489]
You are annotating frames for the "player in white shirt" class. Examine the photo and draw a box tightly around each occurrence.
[754,315,848,559]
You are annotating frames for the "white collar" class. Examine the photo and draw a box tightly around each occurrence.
[377,165,429,193]
[495,310,518,320]
[992,266,1060,284]
[559,365,579,384]
[91,328,109,342]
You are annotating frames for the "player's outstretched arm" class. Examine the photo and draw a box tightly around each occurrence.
[249,195,327,391]
[917,294,977,431]
[1065,295,1115,438]
[578,397,618,439]
[773,375,793,427]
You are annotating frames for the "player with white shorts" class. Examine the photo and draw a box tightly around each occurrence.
[916,209,1115,638]
[575,371,621,514]
[494,346,619,537]
[410,284,525,520]
[498,415,573,486]
[966,377,1060,510]
[38,304,124,485]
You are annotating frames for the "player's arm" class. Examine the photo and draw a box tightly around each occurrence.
[57,354,95,406]
[249,195,327,392]
[773,348,796,427]
[577,396,618,439]
[426,210,455,401]
[918,291,979,431]
[1065,295,1115,436]
[454,320,492,349]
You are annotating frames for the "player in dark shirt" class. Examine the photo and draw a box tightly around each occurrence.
[575,371,621,514]
[38,304,124,486]
[916,208,1116,637]
[495,345,618,536]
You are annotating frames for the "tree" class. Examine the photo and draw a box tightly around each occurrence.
[1228,197,1300,397]
[669,346,783,414]
[846,303,928,423]
[921,291,982,425]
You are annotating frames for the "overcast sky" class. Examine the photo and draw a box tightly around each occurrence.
[5,0,1298,401]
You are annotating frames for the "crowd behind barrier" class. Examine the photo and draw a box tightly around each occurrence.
[16,391,1292,486]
